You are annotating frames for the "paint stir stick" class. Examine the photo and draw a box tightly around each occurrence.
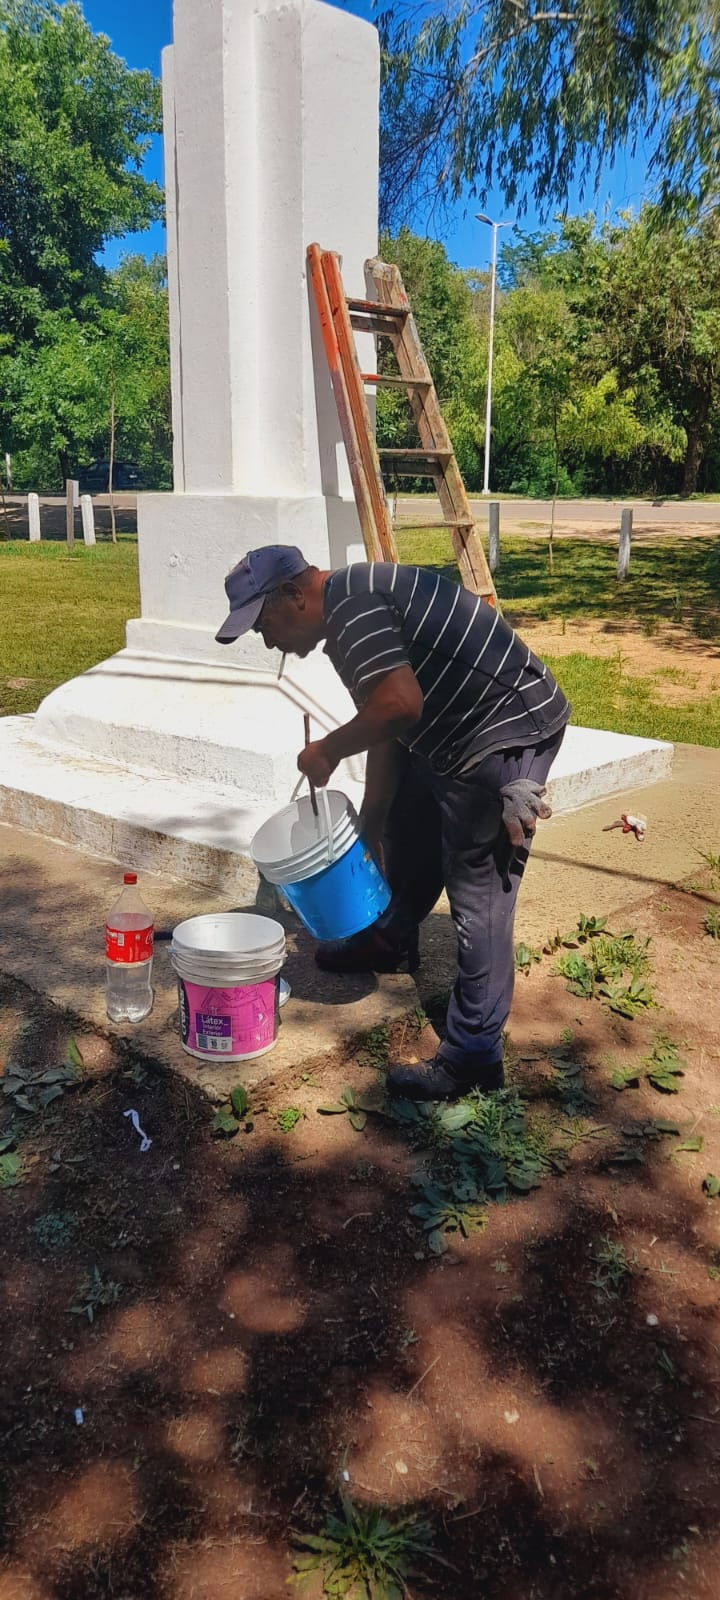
[303,711,319,818]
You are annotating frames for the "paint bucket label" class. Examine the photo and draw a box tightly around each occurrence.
[178,977,277,1059]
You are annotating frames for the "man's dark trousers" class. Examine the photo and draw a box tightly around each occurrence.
[380,729,565,1074]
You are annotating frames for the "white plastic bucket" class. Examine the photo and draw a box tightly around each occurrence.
[251,790,391,943]
[171,913,286,1062]
[252,790,355,883]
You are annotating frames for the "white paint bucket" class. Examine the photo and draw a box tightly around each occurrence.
[252,789,357,882]
[251,790,391,941]
[171,912,286,1062]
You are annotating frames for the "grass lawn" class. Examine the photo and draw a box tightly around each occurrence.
[1,532,718,745]
[398,527,720,747]
[539,651,720,746]
[0,540,139,716]
[396,526,720,633]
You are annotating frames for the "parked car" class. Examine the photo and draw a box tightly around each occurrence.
[78,461,143,493]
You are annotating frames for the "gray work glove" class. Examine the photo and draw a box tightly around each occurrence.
[500,779,552,846]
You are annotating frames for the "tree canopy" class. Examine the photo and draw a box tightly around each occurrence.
[0,0,169,490]
[6,255,172,492]
[0,0,162,307]
[378,211,720,496]
[377,0,720,227]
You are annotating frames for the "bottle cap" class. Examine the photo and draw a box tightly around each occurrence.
[123,872,138,884]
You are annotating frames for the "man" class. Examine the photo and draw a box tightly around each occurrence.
[216,545,570,1101]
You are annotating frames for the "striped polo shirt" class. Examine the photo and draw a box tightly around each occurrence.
[323,563,570,776]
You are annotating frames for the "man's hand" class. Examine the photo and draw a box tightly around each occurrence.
[500,778,552,847]
[297,738,337,789]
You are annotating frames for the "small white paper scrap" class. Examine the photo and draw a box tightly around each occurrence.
[74,1407,84,1425]
[123,1108,152,1152]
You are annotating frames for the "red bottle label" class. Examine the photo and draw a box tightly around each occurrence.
[106,925,154,964]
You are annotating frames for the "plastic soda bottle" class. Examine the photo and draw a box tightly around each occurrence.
[105,872,154,1022]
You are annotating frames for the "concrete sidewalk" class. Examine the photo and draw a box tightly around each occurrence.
[519,741,718,937]
[0,829,415,1101]
[0,743,716,1099]
[421,742,719,1005]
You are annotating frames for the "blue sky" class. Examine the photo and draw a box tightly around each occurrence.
[87,0,652,275]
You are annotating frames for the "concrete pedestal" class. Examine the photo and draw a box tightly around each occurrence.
[0,713,672,890]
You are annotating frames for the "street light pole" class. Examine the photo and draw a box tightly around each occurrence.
[476,213,511,496]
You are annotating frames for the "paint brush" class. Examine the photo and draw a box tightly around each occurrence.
[303,711,319,818]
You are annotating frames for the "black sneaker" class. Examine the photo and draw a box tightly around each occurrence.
[386,1054,504,1102]
[315,926,420,975]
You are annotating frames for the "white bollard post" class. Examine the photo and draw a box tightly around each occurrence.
[488,500,500,574]
[72,478,80,509]
[80,494,96,546]
[28,492,41,542]
[617,507,632,580]
[65,478,77,550]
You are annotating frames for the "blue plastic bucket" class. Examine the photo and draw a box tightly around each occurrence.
[251,789,391,942]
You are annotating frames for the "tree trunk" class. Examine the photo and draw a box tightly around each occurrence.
[682,420,705,496]
[0,480,9,541]
[549,408,559,574]
[682,390,712,496]
[58,448,71,486]
[108,383,117,545]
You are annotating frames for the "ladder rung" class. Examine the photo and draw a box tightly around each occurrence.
[380,448,452,459]
[361,373,431,390]
[346,297,408,317]
[350,313,406,335]
[399,519,474,530]
[379,449,453,475]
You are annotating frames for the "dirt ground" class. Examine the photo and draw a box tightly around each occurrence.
[498,520,720,543]
[2,862,720,1599]
[518,616,720,705]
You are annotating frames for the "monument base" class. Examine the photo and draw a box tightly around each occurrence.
[0,707,673,891]
[32,648,364,803]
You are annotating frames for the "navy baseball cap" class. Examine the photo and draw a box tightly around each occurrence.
[215,545,309,643]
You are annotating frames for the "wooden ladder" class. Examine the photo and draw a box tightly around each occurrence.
[307,243,497,605]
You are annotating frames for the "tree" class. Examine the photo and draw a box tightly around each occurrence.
[492,278,674,560]
[0,0,167,489]
[600,208,720,492]
[99,256,173,495]
[4,256,172,492]
[0,0,162,311]
[5,307,107,485]
[498,209,718,493]
[374,221,693,505]
[377,0,720,227]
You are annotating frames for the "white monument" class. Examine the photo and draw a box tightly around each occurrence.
[0,0,672,884]
[0,0,382,885]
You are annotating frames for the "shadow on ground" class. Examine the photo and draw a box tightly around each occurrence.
[396,531,720,646]
[1,857,720,1600]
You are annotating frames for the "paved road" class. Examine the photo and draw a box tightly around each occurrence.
[394,495,720,526]
[5,492,720,540]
